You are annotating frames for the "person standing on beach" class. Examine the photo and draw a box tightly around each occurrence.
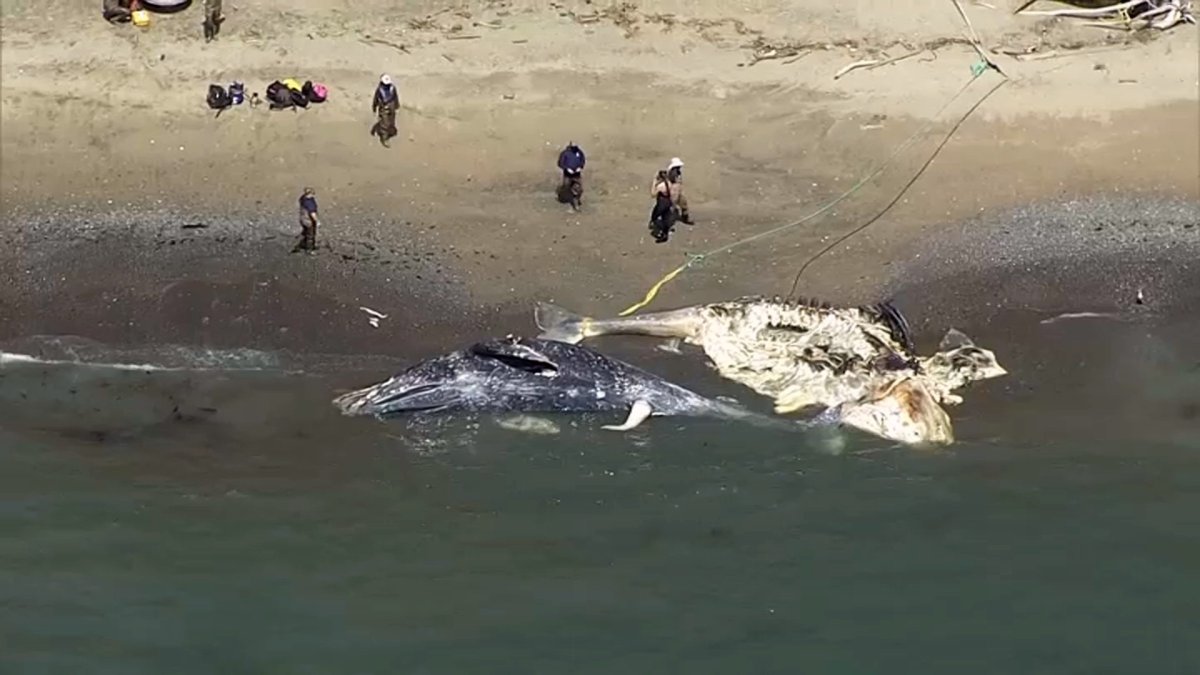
[648,170,676,244]
[294,188,319,254]
[203,0,225,42]
[371,75,399,147]
[664,157,693,225]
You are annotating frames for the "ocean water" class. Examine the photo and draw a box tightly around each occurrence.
[2,310,1199,675]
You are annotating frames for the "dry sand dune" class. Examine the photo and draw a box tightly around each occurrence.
[0,0,1197,353]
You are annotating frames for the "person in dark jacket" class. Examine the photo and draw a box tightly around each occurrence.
[556,142,586,208]
[557,142,586,185]
[648,170,676,244]
[371,74,399,147]
[203,0,225,42]
[294,187,320,254]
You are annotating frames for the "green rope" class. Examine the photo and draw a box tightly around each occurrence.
[619,62,999,315]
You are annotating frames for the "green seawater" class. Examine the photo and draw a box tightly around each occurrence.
[2,313,1198,675]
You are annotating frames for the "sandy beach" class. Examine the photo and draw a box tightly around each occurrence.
[1,0,1198,355]
[5,6,1200,670]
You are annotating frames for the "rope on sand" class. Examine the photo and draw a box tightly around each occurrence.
[786,73,1008,297]
[618,60,1004,317]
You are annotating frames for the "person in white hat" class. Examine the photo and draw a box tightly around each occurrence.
[665,157,693,225]
[371,74,400,147]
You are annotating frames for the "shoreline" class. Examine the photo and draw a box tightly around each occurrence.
[2,1,1198,357]
[2,193,1195,362]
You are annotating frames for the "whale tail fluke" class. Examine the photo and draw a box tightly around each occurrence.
[535,302,588,344]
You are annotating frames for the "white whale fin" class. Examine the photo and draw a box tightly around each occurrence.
[656,338,683,355]
[602,400,653,431]
[938,327,975,351]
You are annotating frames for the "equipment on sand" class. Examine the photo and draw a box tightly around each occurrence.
[206,83,232,115]
[303,81,328,104]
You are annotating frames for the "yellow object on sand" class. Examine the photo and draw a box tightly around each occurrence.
[131,9,150,27]
[282,78,302,92]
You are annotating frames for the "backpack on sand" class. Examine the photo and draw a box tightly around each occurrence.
[266,80,294,110]
[302,80,328,104]
[207,83,231,110]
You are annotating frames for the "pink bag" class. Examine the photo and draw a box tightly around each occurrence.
[310,83,328,102]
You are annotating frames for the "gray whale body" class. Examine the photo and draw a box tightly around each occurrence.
[333,336,792,431]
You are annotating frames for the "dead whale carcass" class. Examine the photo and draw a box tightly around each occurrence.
[332,335,799,433]
[533,295,1005,409]
[815,377,956,446]
[534,296,1006,444]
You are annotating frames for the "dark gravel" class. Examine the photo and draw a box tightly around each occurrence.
[0,203,508,358]
[3,194,1197,361]
[881,194,1200,346]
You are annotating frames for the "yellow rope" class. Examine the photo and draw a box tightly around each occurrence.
[617,258,697,316]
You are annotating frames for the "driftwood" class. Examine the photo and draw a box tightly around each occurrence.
[833,50,923,79]
[745,46,803,65]
[950,0,1004,74]
[360,37,411,54]
[1016,0,1196,30]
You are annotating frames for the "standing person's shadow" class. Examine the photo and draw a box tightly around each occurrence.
[555,177,582,210]
[369,120,395,147]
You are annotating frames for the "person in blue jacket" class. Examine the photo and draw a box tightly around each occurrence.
[557,141,586,190]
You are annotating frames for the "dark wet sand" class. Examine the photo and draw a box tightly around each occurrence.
[2,205,489,359]
[884,194,1200,343]
[4,194,1196,363]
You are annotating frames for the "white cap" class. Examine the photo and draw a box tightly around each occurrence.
[380,74,392,85]
[667,157,684,170]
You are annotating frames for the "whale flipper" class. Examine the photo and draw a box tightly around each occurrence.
[656,337,683,354]
[938,328,975,351]
[602,400,653,431]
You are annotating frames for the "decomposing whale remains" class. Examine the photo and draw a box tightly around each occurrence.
[333,335,795,432]
[534,295,1007,445]
[332,295,1006,447]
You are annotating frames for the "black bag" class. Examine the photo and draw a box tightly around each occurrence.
[206,84,231,110]
[266,81,294,110]
[290,88,309,108]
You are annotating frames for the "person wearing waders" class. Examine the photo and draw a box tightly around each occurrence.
[294,188,319,254]
[371,74,399,147]
[203,0,225,42]
[665,157,694,225]
[648,170,676,244]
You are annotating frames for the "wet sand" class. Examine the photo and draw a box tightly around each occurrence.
[1,1,1198,355]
